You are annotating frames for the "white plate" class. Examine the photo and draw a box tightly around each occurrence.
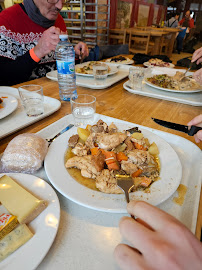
[145,78,202,93]
[0,93,18,120]
[105,57,134,65]
[143,61,175,68]
[75,62,118,77]
[46,65,119,81]
[46,70,58,81]
[0,173,60,270]
[44,121,182,213]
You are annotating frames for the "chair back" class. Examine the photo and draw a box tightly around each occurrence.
[109,29,126,45]
[129,30,151,54]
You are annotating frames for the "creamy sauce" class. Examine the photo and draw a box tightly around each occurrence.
[65,148,160,192]
[173,184,187,206]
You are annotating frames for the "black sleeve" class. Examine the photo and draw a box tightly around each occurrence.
[0,51,38,86]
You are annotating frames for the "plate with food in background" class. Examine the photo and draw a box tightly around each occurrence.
[75,61,118,77]
[145,71,202,93]
[0,94,18,120]
[44,119,182,213]
[144,58,175,68]
[105,56,134,65]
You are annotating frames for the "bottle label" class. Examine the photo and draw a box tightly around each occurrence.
[56,60,75,75]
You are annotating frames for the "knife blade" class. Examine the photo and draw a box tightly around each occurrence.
[46,124,74,143]
[151,118,202,136]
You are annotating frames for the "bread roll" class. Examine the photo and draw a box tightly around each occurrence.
[1,133,48,173]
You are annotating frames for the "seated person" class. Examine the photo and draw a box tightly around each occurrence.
[0,0,89,86]
[179,10,195,29]
[165,13,180,28]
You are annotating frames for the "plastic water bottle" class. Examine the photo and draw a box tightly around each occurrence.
[55,34,77,101]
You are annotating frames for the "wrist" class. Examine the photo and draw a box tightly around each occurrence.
[29,48,41,63]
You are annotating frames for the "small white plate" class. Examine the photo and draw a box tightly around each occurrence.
[0,173,60,270]
[143,61,175,68]
[46,70,58,81]
[75,62,118,77]
[44,121,182,213]
[0,93,18,120]
[105,57,134,65]
[145,78,202,93]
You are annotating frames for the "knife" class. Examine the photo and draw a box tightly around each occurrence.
[46,124,74,143]
[152,118,202,136]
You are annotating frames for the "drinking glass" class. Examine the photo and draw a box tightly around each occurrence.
[93,63,108,81]
[70,94,96,127]
[18,85,44,117]
[129,67,145,90]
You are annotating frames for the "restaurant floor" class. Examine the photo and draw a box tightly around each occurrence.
[170,42,202,65]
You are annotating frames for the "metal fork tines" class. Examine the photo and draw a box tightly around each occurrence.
[179,62,193,82]
[116,174,134,203]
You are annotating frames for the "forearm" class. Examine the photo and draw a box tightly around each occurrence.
[0,51,38,86]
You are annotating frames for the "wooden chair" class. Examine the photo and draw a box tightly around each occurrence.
[159,33,170,55]
[129,30,153,54]
[109,29,126,45]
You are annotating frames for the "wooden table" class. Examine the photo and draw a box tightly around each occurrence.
[111,27,180,57]
[1,72,201,240]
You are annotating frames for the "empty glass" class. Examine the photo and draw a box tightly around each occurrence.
[129,67,145,90]
[18,85,44,117]
[70,94,96,127]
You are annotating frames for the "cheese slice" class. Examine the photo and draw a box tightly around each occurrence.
[0,224,33,262]
[0,175,47,224]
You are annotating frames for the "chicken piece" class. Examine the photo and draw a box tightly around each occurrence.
[71,142,89,156]
[90,120,108,134]
[96,133,127,151]
[65,155,99,179]
[130,137,148,150]
[173,71,184,81]
[68,134,79,148]
[124,137,135,151]
[127,149,156,168]
[97,120,108,132]
[121,160,138,175]
[91,150,105,172]
[85,133,97,149]
[96,169,122,194]
[108,122,118,134]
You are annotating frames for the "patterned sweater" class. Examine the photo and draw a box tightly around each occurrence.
[0,4,66,86]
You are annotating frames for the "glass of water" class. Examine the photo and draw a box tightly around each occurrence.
[93,63,108,82]
[129,67,145,90]
[18,85,44,117]
[70,94,96,127]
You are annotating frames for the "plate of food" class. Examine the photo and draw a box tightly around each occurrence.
[144,58,175,68]
[75,61,118,77]
[0,173,60,270]
[44,119,182,213]
[105,56,134,65]
[0,94,18,120]
[145,71,202,93]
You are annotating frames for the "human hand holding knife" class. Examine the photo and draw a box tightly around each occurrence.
[152,116,202,143]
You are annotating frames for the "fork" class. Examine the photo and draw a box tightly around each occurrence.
[179,62,193,82]
[116,174,134,203]
[46,124,74,144]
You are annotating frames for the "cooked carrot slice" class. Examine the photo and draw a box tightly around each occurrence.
[132,169,143,178]
[134,142,147,151]
[117,152,128,162]
[91,147,99,155]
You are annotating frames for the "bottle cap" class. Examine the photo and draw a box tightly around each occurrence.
[59,34,68,40]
